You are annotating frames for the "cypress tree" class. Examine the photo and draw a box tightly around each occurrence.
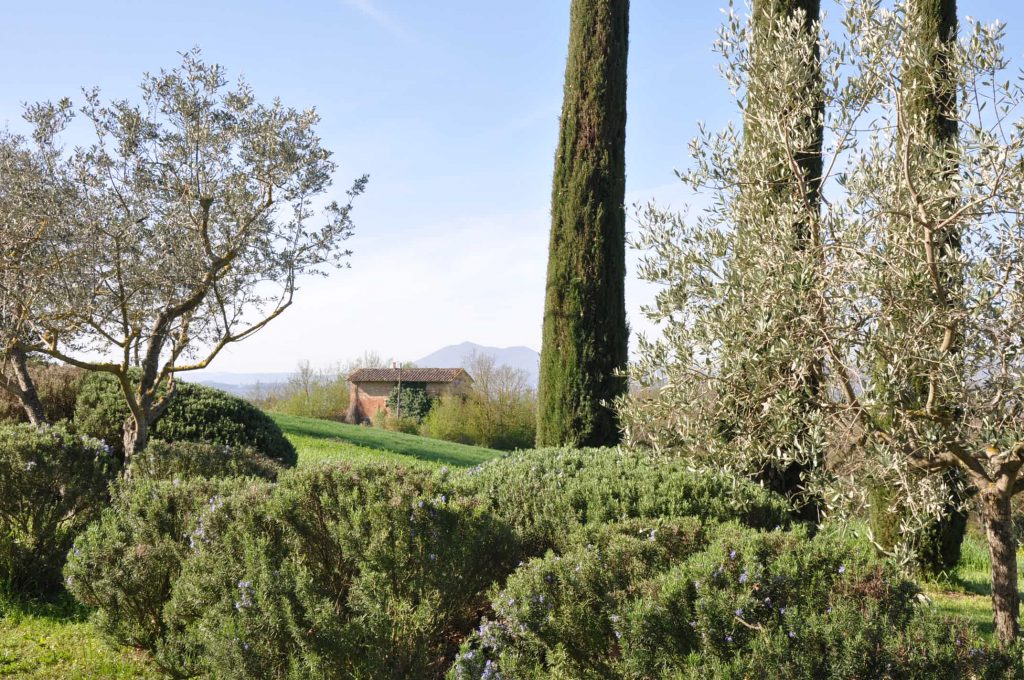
[869,0,965,575]
[536,0,630,448]
[715,0,824,516]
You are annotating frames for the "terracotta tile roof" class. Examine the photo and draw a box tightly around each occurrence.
[348,367,471,384]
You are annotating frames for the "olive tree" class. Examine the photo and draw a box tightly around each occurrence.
[0,101,77,425]
[17,50,365,471]
[624,0,1024,645]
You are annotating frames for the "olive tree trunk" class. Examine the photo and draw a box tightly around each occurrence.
[5,347,46,426]
[980,487,1020,645]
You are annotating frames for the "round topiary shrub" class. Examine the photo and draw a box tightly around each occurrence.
[74,372,296,466]
[0,422,117,595]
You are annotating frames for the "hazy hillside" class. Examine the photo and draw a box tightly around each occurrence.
[415,341,540,386]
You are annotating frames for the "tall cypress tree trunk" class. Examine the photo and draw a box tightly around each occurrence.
[537,0,629,448]
[867,0,966,577]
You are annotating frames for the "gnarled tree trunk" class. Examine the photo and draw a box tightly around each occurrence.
[5,347,46,426]
[980,487,1020,646]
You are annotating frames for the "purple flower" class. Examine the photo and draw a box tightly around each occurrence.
[725,635,733,643]
[739,571,748,584]
[735,608,744,617]
[779,607,786,615]
[788,631,796,639]
[838,565,846,574]
[729,550,737,560]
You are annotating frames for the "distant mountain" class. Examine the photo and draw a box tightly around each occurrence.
[184,372,291,398]
[414,342,540,387]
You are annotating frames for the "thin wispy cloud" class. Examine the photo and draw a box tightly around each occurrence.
[339,0,411,40]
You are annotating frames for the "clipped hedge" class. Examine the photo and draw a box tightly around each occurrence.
[74,372,296,466]
[458,447,793,553]
[0,423,117,595]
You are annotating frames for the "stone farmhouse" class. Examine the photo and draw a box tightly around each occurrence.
[345,367,473,424]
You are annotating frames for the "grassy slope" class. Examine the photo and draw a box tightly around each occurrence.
[272,413,502,468]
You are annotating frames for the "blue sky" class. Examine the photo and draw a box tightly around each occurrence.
[2,1,1023,373]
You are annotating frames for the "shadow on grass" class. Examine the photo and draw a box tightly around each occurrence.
[0,591,89,625]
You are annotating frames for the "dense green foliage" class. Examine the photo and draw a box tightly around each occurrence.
[131,440,282,482]
[459,447,793,554]
[422,393,535,451]
[65,476,272,652]
[66,463,515,679]
[75,373,296,466]
[450,523,1018,679]
[0,423,116,595]
[537,0,630,448]
[386,383,435,421]
[62,442,1022,678]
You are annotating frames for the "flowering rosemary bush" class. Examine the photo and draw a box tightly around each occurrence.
[162,463,515,679]
[450,517,706,679]
[0,422,116,594]
[64,476,271,651]
[450,523,1019,679]
[68,461,517,679]
[459,447,792,554]
[131,440,282,482]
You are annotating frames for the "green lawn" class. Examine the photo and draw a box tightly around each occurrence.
[271,413,503,468]
[923,529,1024,642]
[0,595,157,679]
